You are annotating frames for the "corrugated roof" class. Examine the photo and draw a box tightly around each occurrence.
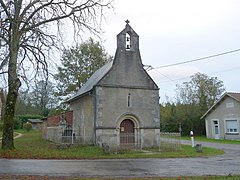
[27,119,43,123]
[67,61,113,102]
[201,92,240,119]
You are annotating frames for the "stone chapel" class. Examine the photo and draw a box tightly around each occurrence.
[67,21,160,148]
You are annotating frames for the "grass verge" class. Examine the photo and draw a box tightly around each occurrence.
[0,130,224,159]
[182,136,240,145]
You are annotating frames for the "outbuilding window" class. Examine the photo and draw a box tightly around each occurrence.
[226,120,238,133]
[226,102,234,108]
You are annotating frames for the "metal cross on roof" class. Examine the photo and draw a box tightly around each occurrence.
[125,19,130,24]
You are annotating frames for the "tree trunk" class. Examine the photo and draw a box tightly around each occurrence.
[0,90,5,122]
[1,83,20,150]
[2,43,21,149]
[1,51,21,149]
[1,10,21,149]
[1,55,21,149]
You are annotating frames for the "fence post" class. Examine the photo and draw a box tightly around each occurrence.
[190,131,195,147]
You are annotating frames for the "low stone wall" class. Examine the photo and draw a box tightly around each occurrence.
[46,126,63,143]
[225,133,240,140]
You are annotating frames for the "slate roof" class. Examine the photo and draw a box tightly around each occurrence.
[227,92,240,102]
[67,61,113,102]
[201,92,240,119]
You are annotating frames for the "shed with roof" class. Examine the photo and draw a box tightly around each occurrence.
[202,92,240,140]
[67,21,160,148]
[26,119,43,130]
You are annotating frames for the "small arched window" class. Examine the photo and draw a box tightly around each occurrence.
[127,93,132,107]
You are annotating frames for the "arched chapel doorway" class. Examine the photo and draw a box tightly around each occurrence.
[120,119,134,145]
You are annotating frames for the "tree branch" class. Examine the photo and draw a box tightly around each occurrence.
[0,53,9,70]
[20,0,54,31]
[21,0,111,33]
[19,0,41,22]
[0,0,11,18]
[0,71,7,74]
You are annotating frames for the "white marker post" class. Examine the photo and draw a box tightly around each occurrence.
[190,131,195,147]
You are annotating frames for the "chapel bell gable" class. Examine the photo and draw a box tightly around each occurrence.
[117,20,139,51]
[65,21,160,149]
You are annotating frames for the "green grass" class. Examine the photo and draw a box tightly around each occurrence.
[181,136,240,145]
[0,130,224,159]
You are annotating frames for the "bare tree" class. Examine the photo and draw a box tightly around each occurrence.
[0,0,112,149]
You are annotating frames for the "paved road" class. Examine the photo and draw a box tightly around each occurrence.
[0,140,240,178]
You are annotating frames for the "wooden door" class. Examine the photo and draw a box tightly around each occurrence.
[120,119,134,145]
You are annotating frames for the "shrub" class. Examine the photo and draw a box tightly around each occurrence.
[14,117,22,129]
[23,122,32,132]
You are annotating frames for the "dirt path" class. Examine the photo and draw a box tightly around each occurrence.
[0,132,22,141]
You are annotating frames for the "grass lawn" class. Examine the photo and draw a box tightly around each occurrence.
[181,136,240,145]
[0,130,224,159]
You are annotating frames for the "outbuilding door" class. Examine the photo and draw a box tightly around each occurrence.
[120,119,134,145]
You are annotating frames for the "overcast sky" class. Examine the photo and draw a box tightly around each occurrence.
[98,0,240,102]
